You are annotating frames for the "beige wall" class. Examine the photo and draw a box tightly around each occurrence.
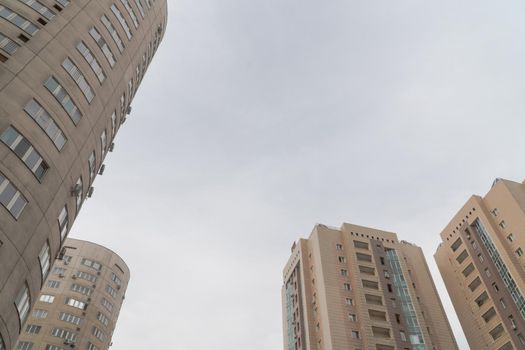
[0,1,166,348]
[435,178,525,350]
[283,222,458,350]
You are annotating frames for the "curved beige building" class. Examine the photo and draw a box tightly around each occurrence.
[0,0,166,348]
[14,238,130,350]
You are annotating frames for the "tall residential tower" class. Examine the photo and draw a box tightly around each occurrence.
[436,178,525,350]
[15,238,130,350]
[0,0,166,348]
[282,223,457,350]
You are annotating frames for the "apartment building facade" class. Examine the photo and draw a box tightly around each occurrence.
[435,178,525,350]
[0,0,166,348]
[14,238,129,350]
[282,223,457,350]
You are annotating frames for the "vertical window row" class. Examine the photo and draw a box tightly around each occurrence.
[24,99,67,150]
[111,4,132,40]
[0,173,28,219]
[0,5,39,35]
[62,57,94,102]
[120,0,138,28]
[0,126,49,181]
[44,76,83,125]
[16,0,55,20]
[76,41,106,83]
[89,27,115,67]
[100,15,124,53]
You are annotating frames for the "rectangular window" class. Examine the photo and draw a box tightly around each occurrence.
[111,111,117,137]
[81,258,102,271]
[134,0,145,18]
[46,280,60,288]
[356,252,372,262]
[0,173,28,219]
[456,249,468,264]
[38,242,51,279]
[16,0,55,20]
[101,298,113,312]
[101,130,107,154]
[74,177,82,212]
[1,126,49,181]
[508,233,514,242]
[451,237,462,252]
[39,294,55,303]
[58,205,68,240]
[338,256,346,263]
[516,248,524,257]
[362,279,379,290]
[15,285,30,324]
[340,269,348,276]
[24,99,67,150]
[92,326,105,341]
[0,31,19,54]
[343,283,351,291]
[345,298,353,305]
[16,342,33,350]
[0,5,39,35]
[71,283,92,296]
[105,284,117,298]
[111,4,132,39]
[65,297,85,310]
[62,57,94,102]
[32,309,48,318]
[76,41,106,83]
[499,221,507,229]
[101,14,124,52]
[96,312,109,326]
[462,263,475,277]
[468,277,481,292]
[25,324,41,334]
[348,313,357,322]
[59,312,83,325]
[76,271,97,283]
[351,330,359,339]
[51,328,76,341]
[44,76,82,125]
[87,343,100,350]
[110,272,122,285]
[88,151,96,183]
[119,0,138,28]
[89,27,115,67]
[353,240,369,250]
[53,267,66,276]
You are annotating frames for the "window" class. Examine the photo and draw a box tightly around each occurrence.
[516,248,524,257]
[362,279,379,290]
[97,312,109,326]
[468,277,481,292]
[71,283,92,296]
[0,5,39,35]
[77,271,97,283]
[489,324,504,340]
[51,328,76,341]
[101,298,113,312]
[348,313,357,322]
[65,297,85,310]
[24,99,67,150]
[59,312,82,325]
[501,298,507,309]
[485,268,491,277]
[507,233,514,242]
[353,240,369,250]
[88,151,96,183]
[119,0,138,28]
[356,253,372,262]
[365,294,383,305]
[456,250,468,264]
[53,267,66,275]
[101,129,107,154]
[343,283,351,291]
[58,205,68,240]
[499,221,507,229]
[340,269,348,276]
[16,342,33,350]
[387,284,393,293]
[0,31,19,54]
[110,272,122,285]
[76,41,106,83]
[105,284,117,298]
[351,330,360,339]
[475,291,489,307]
[62,57,94,102]
[1,126,49,180]
[92,326,105,341]
[39,242,51,279]
[81,258,102,270]
[111,111,117,137]
[134,0,145,18]
[32,309,48,319]
[491,208,499,216]
[74,177,83,212]
[335,243,342,251]
[25,324,41,334]
[451,238,463,252]
[45,346,64,350]
[44,76,82,124]
[493,282,500,292]
[111,4,132,39]
[89,27,115,67]
[17,0,55,20]
[39,294,55,303]
[509,315,517,329]
[482,307,496,323]
[359,265,375,275]
[345,298,353,305]
[15,284,30,324]
[101,15,124,52]
[338,256,346,263]
[47,280,60,288]
[400,330,407,342]
[87,343,100,350]
[477,253,484,263]
[462,263,475,277]
[0,173,28,219]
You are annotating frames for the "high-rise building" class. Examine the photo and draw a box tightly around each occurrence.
[14,238,130,350]
[0,0,166,348]
[282,223,458,350]
[435,178,525,350]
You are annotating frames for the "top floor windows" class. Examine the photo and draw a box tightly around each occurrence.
[44,76,82,125]
[0,173,27,219]
[120,0,138,28]
[101,15,124,53]
[0,5,39,35]
[17,0,55,20]
[24,99,67,150]
[111,4,132,40]
[89,27,115,67]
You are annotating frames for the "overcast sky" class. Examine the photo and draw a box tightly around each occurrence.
[72,1,525,349]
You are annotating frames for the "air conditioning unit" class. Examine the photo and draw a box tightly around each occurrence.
[116,285,121,290]
[59,273,65,278]
[71,184,81,196]
[109,143,115,152]
[87,187,94,198]
[72,275,77,279]
[98,164,106,175]
[87,298,92,302]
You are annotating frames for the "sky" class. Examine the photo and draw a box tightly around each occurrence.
[72,1,525,349]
